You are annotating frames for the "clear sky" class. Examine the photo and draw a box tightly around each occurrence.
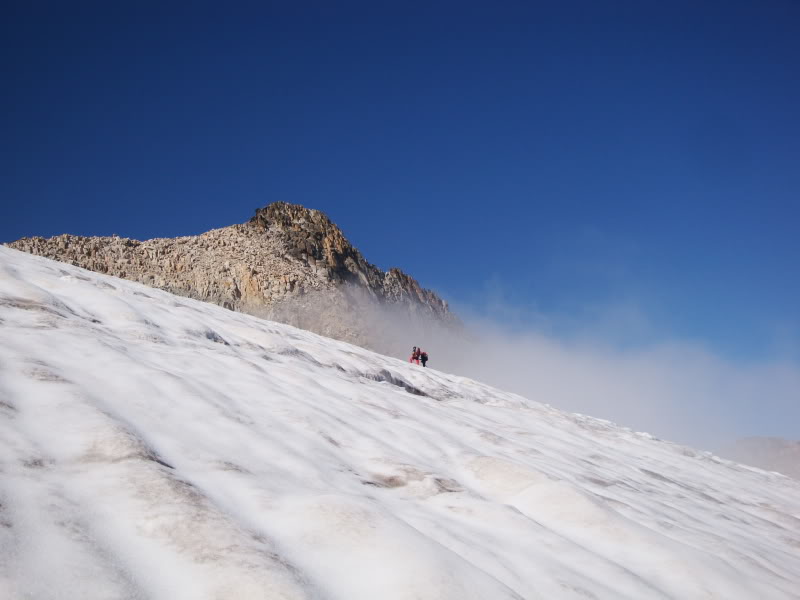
[2,1,799,367]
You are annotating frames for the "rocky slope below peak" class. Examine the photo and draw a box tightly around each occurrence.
[6,202,456,351]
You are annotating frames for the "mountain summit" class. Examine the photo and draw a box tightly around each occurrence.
[6,202,455,350]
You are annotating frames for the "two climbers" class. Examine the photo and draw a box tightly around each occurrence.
[409,346,429,367]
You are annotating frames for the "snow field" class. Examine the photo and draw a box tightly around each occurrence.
[0,247,799,600]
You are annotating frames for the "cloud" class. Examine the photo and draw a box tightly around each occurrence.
[472,322,799,449]
[270,281,799,451]
[450,327,800,450]
[352,287,800,450]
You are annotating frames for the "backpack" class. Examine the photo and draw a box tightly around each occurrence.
[421,351,428,360]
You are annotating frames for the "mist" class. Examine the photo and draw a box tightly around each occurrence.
[310,287,800,451]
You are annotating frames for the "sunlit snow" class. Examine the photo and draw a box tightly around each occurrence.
[0,247,798,599]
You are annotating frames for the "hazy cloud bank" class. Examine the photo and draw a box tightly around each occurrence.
[332,288,800,451]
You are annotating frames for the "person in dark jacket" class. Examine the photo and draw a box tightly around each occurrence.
[420,349,429,367]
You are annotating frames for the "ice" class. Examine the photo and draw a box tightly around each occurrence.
[1,246,799,599]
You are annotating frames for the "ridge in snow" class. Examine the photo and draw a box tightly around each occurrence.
[0,246,799,600]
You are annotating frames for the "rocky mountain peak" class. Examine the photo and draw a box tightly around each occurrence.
[6,202,456,351]
[249,201,379,288]
[246,202,451,319]
[251,201,336,231]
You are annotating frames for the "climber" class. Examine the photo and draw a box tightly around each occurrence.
[420,349,429,368]
[410,346,421,365]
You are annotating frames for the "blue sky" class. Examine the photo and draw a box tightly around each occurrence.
[2,1,799,366]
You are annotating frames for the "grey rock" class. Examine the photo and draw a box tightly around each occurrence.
[6,202,457,351]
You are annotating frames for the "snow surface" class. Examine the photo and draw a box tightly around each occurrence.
[0,246,799,600]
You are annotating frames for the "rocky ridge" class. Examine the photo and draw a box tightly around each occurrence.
[6,202,455,349]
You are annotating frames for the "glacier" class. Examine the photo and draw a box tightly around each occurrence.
[0,246,798,600]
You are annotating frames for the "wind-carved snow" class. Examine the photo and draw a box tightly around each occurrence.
[0,247,798,600]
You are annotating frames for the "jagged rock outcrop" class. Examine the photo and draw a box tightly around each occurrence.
[6,202,456,350]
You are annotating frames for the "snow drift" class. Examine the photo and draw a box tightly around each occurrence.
[0,247,798,600]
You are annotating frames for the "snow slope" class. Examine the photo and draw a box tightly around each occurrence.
[1,246,798,600]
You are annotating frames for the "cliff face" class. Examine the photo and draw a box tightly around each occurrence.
[248,203,450,317]
[6,202,455,349]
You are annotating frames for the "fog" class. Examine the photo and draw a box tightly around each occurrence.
[319,287,800,451]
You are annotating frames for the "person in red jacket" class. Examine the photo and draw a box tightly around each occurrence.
[409,346,421,364]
